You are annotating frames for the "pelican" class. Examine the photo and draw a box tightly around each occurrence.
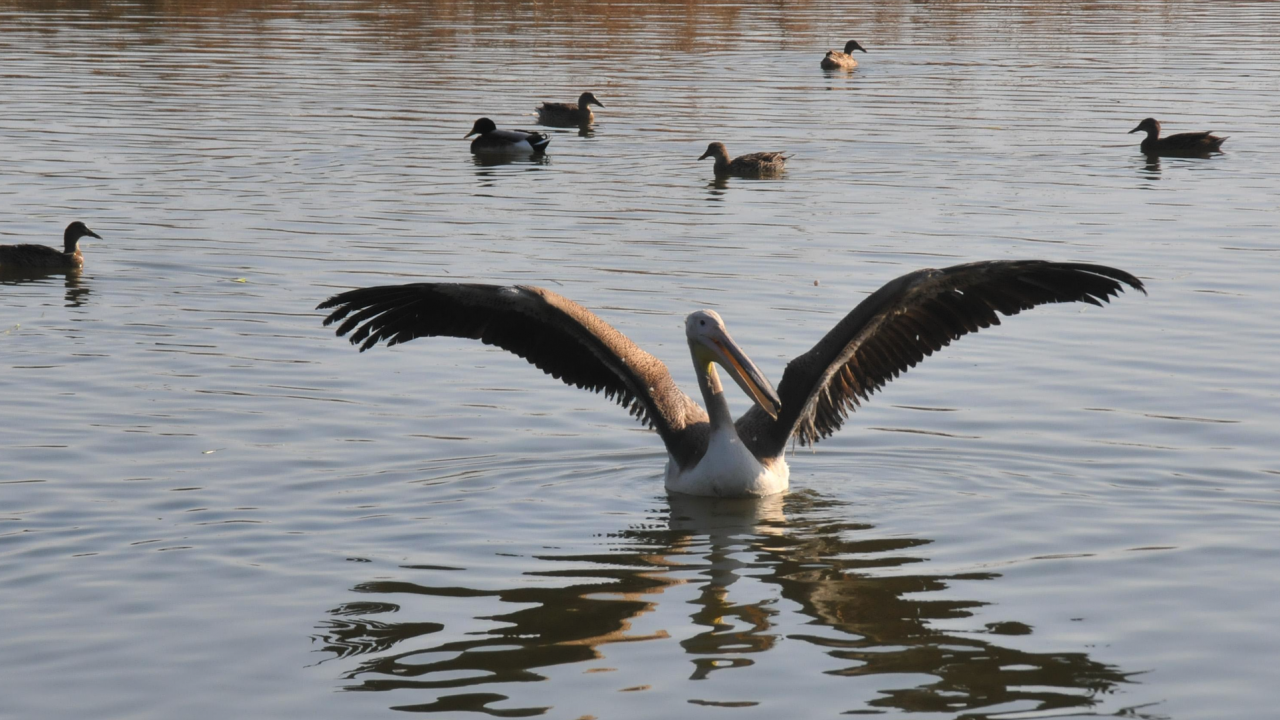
[318,260,1144,498]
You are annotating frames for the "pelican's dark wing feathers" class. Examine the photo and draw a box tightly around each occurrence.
[737,260,1145,458]
[318,283,707,454]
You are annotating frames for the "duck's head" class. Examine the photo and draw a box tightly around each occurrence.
[63,221,101,252]
[699,142,729,161]
[1129,118,1160,135]
[579,92,605,108]
[685,309,780,419]
[465,118,497,138]
[843,39,868,54]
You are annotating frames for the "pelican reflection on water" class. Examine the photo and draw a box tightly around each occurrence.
[316,491,1132,716]
[319,260,1143,497]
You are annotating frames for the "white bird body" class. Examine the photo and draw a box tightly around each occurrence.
[665,424,789,497]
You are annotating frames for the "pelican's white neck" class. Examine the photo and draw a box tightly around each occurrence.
[696,361,735,429]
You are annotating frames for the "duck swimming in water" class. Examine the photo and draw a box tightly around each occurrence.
[699,142,788,178]
[536,92,605,127]
[0,221,101,270]
[1129,118,1226,157]
[821,40,867,70]
[465,117,551,154]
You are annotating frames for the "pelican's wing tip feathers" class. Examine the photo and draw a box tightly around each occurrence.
[746,259,1145,456]
[314,281,704,450]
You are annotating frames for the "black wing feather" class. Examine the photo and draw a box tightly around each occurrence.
[319,283,706,457]
[736,261,1144,458]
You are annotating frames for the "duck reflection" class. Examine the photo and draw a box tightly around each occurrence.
[1139,154,1162,178]
[470,153,552,170]
[0,267,91,308]
[706,176,731,193]
[313,491,1129,716]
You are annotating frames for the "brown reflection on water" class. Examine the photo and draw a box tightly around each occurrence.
[0,0,776,52]
[0,268,91,308]
[0,0,1225,53]
[313,491,1130,717]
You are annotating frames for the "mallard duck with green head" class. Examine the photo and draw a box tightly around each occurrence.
[465,118,551,154]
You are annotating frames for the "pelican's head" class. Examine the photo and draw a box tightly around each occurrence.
[579,91,605,108]
[1129,117,1159,135]
[686,310,781,419]
[843,39,867,54]
[465,117,497,138]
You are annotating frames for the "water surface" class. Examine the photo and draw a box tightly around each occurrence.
[2,1,1279,718]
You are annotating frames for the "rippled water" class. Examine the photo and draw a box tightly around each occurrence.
[2,1,1279,718]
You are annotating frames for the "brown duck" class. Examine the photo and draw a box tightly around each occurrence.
[699,142,788,178]
[536,92,605,127]
[1129,118,1226,157]
[0,221,101,270]
[821,39,867,70]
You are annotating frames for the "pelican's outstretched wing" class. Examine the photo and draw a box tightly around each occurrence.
[736,261,1145,458]
[318,283,708,454]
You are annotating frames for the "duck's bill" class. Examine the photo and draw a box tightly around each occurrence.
[711,335,781,419]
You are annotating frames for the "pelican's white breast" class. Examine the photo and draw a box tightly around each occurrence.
[664,425,790,498]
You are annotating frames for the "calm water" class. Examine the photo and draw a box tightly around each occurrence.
[2,1,1279,718]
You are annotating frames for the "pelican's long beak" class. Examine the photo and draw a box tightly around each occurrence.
[706,332,781,419]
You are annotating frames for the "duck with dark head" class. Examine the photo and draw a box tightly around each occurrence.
[0,221,101,271]
[1129,118,1226,157]
[465,117,551,154]
[821,39,867,70]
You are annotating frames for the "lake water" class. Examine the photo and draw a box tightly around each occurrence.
[2,1,1279,718]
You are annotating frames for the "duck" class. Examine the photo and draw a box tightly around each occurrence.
[465,117,551,154]
[536,92,605,127]
[821,40,867,70]
[699,142,788,178]
[1128,118,1226,157]
[0,221,101,270]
